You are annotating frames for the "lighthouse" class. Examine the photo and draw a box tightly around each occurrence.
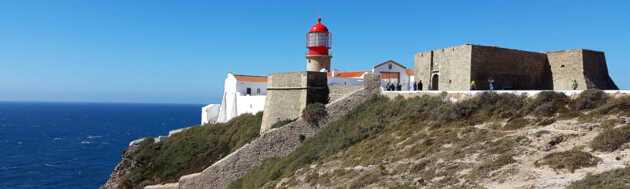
[306,17,332,72]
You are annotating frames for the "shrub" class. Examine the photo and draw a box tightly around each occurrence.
[567,167,630,189]
[535,150,600,173]
[475,92,526,119]
[229,96,390,189]
[503,117,530,130]
[270,119,294,129]
[595,96,630,115]
[472,154,515,178]
[528,91,569,116]
[432,92,526,123]
[572,89,608,111]
[121,113,263,189]
[591,126,630,152]
[302,103,328,125]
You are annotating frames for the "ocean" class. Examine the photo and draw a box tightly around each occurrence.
[0,102,201,189]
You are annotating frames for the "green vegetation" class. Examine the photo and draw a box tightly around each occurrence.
[229,95,392,189]
[591,126,630,152]
[567,167,630,189]
[595,95,630,115]
[229,92,575,188]
[270,119,294,129]
[228,90,630,188]
[535,150,600,173]
[528,91,570,116]
[301,103,327,126]
[572,89,609,111]
[472,154,516,178]
[119,112,263,189]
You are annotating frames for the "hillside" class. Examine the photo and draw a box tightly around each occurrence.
[102,113,263,189]
[229,90,630,189]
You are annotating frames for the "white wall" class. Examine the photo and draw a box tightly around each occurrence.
[373,62,412,90]
[214,73,269,124]
[201,104,220,125]
[235,82,267,96]
[236,96,266,115]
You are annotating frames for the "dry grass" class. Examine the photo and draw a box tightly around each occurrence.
[535,150,600,173]
[567,167,630,189]
[591,126,630,152]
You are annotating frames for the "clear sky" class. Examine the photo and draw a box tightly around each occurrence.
[0,0,628,104]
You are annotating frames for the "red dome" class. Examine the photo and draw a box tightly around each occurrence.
[309,17,328,33]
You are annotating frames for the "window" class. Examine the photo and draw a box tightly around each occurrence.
[388,64,393,70]
[256,88,261,95]
[246,88,252,95]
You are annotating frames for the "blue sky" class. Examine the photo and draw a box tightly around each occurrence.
[0,0,628,104]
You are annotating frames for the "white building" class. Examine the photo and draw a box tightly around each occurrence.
[201,73,268,125]
[372,60,416,91]
[328,70,367,86]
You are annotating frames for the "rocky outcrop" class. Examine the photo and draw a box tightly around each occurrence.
[144,87,371,189]
[101,140,147,189]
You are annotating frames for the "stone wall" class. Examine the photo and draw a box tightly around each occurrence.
[547,49,618,90]
[329,85,363,102]
[144,87,371,189]
[581,50,618,89]
[547,50,588,90]
[471,45,552,90]
[259,72,327,134]
[415,44,617,91]
[433,45,473,91]
[414,44,472,91]
[414,50,432,91]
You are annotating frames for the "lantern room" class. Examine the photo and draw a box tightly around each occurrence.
[306,17,331,56]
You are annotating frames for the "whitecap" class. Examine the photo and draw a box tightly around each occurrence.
[80,140,92,144]
[87,135,102,139]
[44,163,61,167]
[53,137,63,141]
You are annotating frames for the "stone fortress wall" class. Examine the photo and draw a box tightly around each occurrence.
[471,45,551,90]
[414,44,618,91]
[548,49,618,90]
[259,71,328,134]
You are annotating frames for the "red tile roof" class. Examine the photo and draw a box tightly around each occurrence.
[334,71,366,78]
[405,69,415,76]
[234,75,268,83]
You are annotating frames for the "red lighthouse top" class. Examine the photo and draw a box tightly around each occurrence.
[309,18,329,33]
[306,17,331,56]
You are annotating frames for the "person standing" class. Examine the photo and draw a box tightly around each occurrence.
[418,81,423,91]
[488,77,495,91]
[471,80,477,90]
[572,80,578,90]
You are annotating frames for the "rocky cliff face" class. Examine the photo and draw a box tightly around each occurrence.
[105,89,630,189]
[146,88,370,189]
[229,90,630,189]
[101,140,146,189]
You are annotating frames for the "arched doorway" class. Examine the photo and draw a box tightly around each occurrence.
[431,74,439,90]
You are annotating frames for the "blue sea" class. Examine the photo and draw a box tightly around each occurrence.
[0,102,201,189]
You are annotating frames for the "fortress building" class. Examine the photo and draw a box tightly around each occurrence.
[414,44,618,91]
[200,19,620,125]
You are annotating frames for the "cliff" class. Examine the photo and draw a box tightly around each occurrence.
[101,113,263,189]
[231,90,630,189]
[103,90,630,189]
